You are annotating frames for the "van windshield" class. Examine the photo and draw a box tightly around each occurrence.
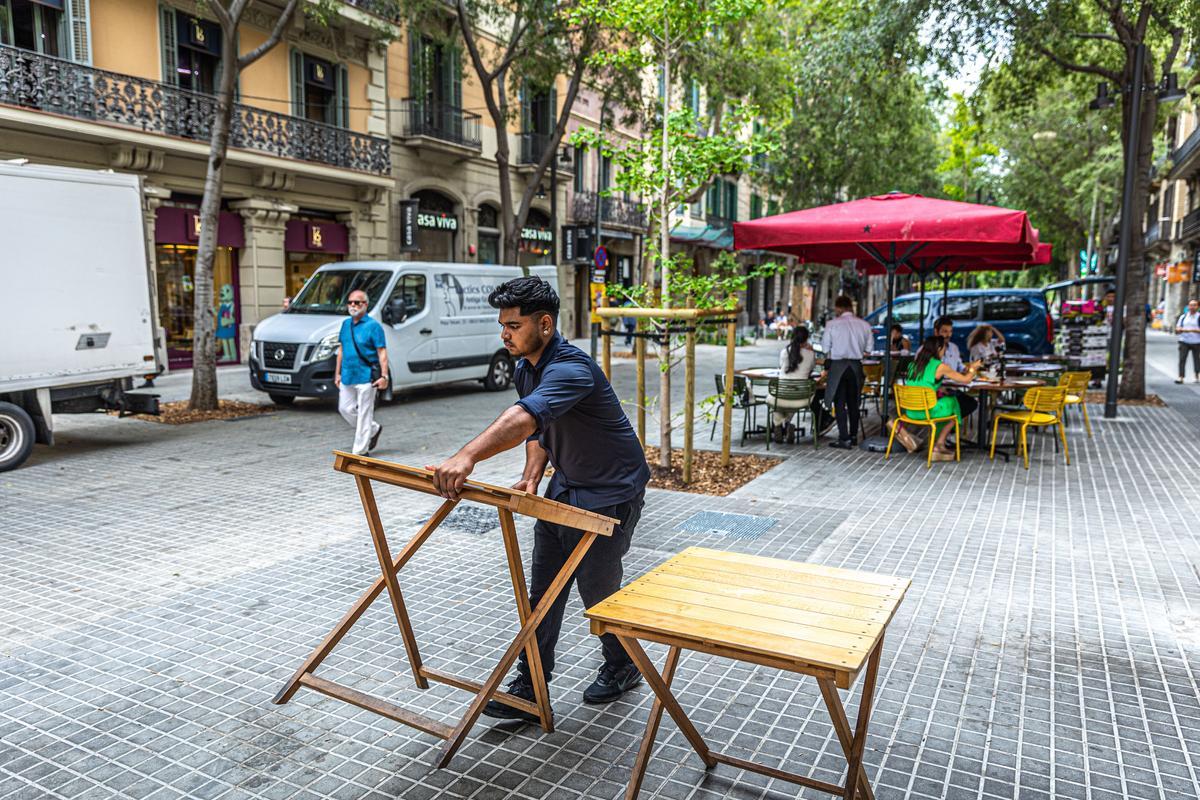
[287,270,391,315]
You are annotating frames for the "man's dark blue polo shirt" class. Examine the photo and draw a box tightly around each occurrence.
[514,333,649,510]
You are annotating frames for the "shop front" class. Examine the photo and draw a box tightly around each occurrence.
[518,209,554,269]
[154,207,245,369]
[410,189,459,262]
[284,217,350,298]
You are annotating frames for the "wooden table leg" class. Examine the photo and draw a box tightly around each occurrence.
[273,498,457,704]
[817,680,875,800]
[625,645,683,800]
[498,508,554,733]
[615,635,716,770]
[820,635,883,800]
[356,476,430,689]
[435,530,600,769]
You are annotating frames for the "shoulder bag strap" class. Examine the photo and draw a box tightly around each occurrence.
[347,319,378,366]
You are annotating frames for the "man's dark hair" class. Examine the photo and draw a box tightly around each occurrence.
[834,295,854,312]
[933,315,953,330]
[488,276,559,319]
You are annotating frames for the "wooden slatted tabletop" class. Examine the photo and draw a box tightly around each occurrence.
[587,547,909,687]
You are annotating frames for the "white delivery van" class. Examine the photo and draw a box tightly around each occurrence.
[249,262,557,403]
[0,161,161,471]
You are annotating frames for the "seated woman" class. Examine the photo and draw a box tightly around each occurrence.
[967,324,1005,362]
[891,335,979,460]
[888,323,912,353]
[772,325,823,441]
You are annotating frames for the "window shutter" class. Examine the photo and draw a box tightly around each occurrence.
[519,83,529,132]
[408,34,425,104]
[336,64,348,128]
[726,180,738,221]
[65,0,90,63]
[159,5,177,84]
[706,183,719,217]
[549,86,558,134]
[449,45,462,110]
[290,49,304,117]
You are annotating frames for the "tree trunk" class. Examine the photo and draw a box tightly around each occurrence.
[1118,79,1158,400]
[189,34,240,411]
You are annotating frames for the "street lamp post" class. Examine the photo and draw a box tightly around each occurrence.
[1089,43,1184,419]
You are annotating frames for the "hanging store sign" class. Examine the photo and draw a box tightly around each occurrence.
[397,199,420,252]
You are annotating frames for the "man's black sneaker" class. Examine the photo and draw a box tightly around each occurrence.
[583,663,643,704]
[829,439,854,450]
[368,424,383,453]
[482,675,545,724]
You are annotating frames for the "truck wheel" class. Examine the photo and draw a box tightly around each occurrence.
[268,393,295,406]
[0,401,35,472]
[484,352,514,391]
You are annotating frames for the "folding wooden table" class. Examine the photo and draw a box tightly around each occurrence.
[273,452,617,768]
[585,546,909,800]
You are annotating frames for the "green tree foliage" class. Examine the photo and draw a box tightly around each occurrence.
[765,0,942,210]
[937,92,998,200]
[915,0,1195,398]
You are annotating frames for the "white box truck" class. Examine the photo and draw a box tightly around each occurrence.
[0,161,160,471]
[249,262,556,403]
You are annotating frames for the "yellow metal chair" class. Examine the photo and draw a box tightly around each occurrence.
[860,362,883,417]
[886,384,960,468]
[1057,370,1093,437]
[990,386,1069,469]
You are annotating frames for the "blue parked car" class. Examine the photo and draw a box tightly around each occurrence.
[865,288,1054,356]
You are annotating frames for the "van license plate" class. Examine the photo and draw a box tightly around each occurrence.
[265,373,292,384]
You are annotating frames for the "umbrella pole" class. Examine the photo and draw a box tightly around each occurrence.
[918,272,927,343]
[881,260,897,432]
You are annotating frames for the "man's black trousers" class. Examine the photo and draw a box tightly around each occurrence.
[1179,342,1200,378]
[516,491,644,682]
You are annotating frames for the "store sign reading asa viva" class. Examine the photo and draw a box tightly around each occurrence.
[417,212,458,231]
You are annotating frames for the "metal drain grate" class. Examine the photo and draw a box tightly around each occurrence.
[676,511,778,542]
[441,504,501,536]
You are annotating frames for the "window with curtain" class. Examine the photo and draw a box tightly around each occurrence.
[599,155,612,191]
[410,33,462,137]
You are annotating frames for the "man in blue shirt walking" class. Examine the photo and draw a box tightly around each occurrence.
[430,276,649,723]
[335,289,389,455]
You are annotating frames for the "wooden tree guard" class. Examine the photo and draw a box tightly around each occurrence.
[273,452,617,769]
[596,307,740,480]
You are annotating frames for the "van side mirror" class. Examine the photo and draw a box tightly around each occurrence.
[382,298,408,325]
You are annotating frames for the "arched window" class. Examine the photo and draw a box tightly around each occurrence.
[413,189,458,262]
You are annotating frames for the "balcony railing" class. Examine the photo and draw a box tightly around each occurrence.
[1182,207,1200,241]
[1172,126,1200,178]
[1145,220,1161,246]
[0,44,390,174]
[705,214,735,231]
[572,191,648,229]
[519,132,553,165]
[397,98,481,149]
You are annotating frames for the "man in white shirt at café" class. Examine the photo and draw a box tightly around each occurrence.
[819,295,873,448]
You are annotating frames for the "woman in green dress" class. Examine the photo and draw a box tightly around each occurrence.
[897,336,980,460]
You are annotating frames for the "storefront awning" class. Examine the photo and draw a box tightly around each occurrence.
[669,221,733,250]
[155,207,244,248]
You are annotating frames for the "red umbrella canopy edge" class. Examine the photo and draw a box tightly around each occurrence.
[733,193,1039,265]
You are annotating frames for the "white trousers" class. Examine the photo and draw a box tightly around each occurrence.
[338,383,379,455]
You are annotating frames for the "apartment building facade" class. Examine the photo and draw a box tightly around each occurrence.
[0,0,394,369]
[1145,99,1200,329]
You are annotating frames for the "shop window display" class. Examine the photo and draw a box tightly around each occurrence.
[156,244,239,369]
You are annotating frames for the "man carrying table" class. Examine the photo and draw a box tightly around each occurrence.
[429,276,650,723]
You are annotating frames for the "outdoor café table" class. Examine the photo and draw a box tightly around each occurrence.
[1006,363,1064,375]
[1002,353,1068,364]
[585,546,910,800]
[945,377,1046,459]
[273,452,618,769]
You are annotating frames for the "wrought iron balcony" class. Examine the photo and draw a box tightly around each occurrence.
[1182,207,1200,241]
[1145,220,1162,246]
[1170,125,1200,181]
[571,191,648,230]
[0,44,390,175]
[397,99,481,149]
[705,214,735,231]
[519,132,552,165]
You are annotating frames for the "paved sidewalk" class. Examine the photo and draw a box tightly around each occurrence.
[2,339,1199,799]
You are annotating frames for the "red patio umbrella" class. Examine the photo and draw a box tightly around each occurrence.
[733,192,1040,450]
